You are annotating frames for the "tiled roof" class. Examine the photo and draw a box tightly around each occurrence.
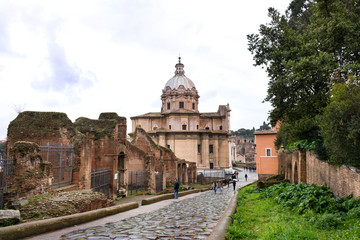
[254,129,277,135]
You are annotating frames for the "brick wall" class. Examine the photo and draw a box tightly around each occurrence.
[279,150,360,197]
[306,151,360,197]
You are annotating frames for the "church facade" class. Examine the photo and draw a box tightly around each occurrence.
[131,58,231,170]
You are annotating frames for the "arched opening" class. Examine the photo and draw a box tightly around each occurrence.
[118,152,125,170]
[117,152,125,196]
[177,163,181,183]
[294,163,298,184]
[182,163,187,184]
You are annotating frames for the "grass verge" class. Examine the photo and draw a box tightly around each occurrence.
[226,183,360,239]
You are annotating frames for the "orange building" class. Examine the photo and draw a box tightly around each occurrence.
[254,125,279,180]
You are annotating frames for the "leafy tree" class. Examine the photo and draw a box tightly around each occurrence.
[257,121,271,131]
[319,80,360,167]
[248,0,360,160]
[231,128,254,137]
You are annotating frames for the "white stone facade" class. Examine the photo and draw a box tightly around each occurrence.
[131,58,230,170]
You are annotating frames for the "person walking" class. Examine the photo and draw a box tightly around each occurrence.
[217,180,222,193]
[213,181,217,194]
[174,179,179,199]
[233,179,236,191]
[245,174,248,182]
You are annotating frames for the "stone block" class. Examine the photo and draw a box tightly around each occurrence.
[0,210,21,226]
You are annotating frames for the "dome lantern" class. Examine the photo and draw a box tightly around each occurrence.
[161,58,200,114]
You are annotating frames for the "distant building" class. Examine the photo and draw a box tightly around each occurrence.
[233,136,255,163]
[131,58,231,170]
[254,123,279,180]
[229,136,237,165]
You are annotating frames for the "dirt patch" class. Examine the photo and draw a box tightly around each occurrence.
[19,190,114,223]
[256,174,290,188]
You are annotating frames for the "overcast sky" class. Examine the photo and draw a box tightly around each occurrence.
[0,0,290,140]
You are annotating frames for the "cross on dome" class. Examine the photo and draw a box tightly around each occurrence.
[175,57,185,75]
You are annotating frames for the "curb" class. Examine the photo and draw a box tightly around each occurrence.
[0,202,138,240]
[141,189,201,205]
[208,181,256,240]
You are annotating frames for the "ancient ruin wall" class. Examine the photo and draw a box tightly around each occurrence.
[6,111,76,151]
[279,150,360,197]
[306,151,360,197]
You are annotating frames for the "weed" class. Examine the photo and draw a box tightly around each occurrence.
[32,212,43,218]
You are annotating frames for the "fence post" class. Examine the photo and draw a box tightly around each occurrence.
[70,145,74,184]
[46,142,50,162]
[59,144,63,185]
[136,171,138,193]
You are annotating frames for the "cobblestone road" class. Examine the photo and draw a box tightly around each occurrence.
[60,170,256,240]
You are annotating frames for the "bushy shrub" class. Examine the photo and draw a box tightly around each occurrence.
[262,182,360,215]
[347,207,360,219]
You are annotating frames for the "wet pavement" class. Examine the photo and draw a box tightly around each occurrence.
[27,169,257,240]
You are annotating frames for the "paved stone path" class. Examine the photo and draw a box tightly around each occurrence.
[61,188,233,240]
[59,170,256,240]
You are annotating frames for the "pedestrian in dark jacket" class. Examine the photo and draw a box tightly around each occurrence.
[174,179,179,199]
[233,179,236,191]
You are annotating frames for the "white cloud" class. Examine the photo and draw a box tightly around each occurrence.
[0,0,290,140]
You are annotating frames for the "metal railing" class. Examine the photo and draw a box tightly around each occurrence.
[197,169,226,184]
[128,170,148,195]
[39,143,74,188]
[0,156,15,209]
[155,172,163,193]
[91,168,110,198]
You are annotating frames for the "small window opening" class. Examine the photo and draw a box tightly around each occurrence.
[179,102,184,108]
[266,148,271,156]
[209,144,214,154]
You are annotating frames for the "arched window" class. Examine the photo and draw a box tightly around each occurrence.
[182,124,187,130]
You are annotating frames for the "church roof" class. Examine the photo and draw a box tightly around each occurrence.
[130,112,163,119]
[164,57,196,90]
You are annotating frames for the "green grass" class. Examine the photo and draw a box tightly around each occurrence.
[226,184,360,239]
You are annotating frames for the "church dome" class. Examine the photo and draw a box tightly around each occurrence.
[164,57,196,90]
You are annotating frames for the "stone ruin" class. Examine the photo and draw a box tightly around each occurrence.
[7,141,53,200]
[5,111,196,204]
